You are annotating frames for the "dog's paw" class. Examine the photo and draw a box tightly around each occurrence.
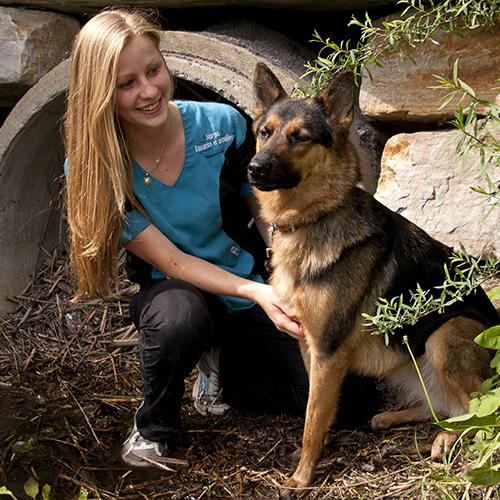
[279,485,295,500]
[431,431,459,461]
[370,411,395,430]
[280,476,307,499]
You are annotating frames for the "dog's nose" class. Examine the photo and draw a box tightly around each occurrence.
[248,160,266,177]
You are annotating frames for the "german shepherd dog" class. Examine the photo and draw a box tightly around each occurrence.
[248,63,499,494]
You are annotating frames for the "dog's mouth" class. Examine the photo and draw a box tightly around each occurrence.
[250,179,298,191]
[248,175,300,192]
[248,160,301,191]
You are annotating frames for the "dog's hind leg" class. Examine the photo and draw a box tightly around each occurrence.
[283,345,352,494]
[425,316,493,460]
[373,317,493,460]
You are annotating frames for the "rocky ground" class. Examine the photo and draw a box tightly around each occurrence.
[0,242,497,500]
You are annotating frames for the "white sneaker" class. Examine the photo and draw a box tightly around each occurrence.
[121,426,167,467]
[192,347,231,416]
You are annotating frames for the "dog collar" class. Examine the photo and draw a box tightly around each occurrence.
[273,222,299,233]
[273,214,328,234]
[266,215,328,261]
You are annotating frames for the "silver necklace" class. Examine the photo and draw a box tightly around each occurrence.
[143,135,168,186]
[142,114,172,186]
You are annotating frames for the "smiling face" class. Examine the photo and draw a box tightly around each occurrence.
[116,35,172,135]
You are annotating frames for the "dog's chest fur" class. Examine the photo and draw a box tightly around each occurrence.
[266,196,382,320]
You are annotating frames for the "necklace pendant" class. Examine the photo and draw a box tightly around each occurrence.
[141,123,170,187]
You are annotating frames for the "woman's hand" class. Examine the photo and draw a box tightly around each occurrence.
[125,226,304,340]
[251,284,304,341]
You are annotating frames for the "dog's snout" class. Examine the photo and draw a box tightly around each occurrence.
[248,159,267,177]
[248,153,302,191]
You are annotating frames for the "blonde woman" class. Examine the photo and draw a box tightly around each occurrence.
[65,9,311,466]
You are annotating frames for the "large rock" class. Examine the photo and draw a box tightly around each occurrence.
[375,129,500,257]
[0,7,80,106]
[359,16,500,126]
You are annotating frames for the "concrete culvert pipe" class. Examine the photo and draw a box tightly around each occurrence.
[0,26,312,314]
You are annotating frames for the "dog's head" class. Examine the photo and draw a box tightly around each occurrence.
[248,63,359,195]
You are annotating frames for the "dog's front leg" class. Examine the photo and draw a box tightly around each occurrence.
[283,345,351,496]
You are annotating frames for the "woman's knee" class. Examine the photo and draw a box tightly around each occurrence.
[131,280,213,349]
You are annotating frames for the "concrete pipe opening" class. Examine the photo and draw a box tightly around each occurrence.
[0,27,309,314]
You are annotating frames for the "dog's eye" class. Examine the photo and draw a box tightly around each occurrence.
[289,133,311,145]
[258,128,269,141]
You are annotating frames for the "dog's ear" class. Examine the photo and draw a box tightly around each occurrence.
[253,63,288,120]
[318,71,355,130]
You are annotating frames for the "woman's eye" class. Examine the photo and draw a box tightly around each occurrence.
[119,80,133,89]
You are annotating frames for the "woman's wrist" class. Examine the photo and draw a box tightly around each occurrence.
[237,280,267,305]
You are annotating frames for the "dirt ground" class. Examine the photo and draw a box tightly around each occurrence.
[0,243,498,500]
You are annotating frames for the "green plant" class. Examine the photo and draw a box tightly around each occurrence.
[24,477,39,500]
[296,0,500,97]
[362,247,499,346]
[432,60,500,216]
[0,486,18,499]
[0,479,51,500]
[439,327,500,486]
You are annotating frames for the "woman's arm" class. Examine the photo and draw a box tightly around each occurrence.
[124,224,304,340]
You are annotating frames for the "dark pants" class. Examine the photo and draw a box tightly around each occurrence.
[129,279,309,443]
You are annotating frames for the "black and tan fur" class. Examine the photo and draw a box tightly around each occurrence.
[248,63,499,493]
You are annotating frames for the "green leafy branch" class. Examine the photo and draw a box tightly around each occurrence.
[362,246,500,345]
[432,60,500,217]
[297,0,500,97]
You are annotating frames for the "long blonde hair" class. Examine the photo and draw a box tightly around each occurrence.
[65,9,169,300]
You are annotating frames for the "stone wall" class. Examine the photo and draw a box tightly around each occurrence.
[359,13,500,257]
